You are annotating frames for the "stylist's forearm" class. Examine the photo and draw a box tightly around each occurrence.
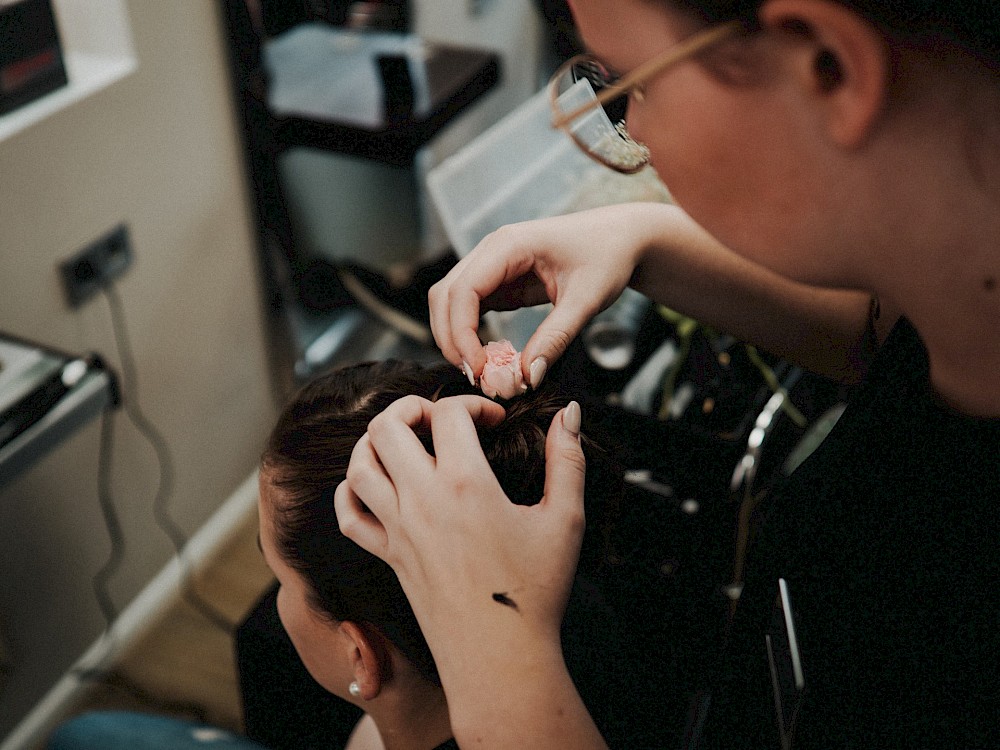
[440,625,608,750]
[627,203,872,382]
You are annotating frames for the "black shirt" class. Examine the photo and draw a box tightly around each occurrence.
[701,318,1000,748]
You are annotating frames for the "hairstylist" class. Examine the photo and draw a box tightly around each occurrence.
[336,1,1000,747]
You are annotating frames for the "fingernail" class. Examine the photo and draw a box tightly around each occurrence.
[563,400,581,436]
[529,357,548,389]
[462,360,476,387]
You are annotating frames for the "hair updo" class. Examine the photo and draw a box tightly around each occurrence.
[667,0,1000,72]
[260,359,621,687]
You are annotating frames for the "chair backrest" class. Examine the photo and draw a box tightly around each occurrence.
[260,1,410,36]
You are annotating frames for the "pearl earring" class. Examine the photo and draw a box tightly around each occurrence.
[349,681,362,698]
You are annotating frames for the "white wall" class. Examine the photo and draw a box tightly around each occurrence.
[0,1,277,736]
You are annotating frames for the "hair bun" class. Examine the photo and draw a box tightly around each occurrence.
[478,390,566,506]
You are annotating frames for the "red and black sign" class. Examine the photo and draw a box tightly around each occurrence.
[0,0,67,116]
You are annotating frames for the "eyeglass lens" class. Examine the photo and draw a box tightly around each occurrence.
[571,59,629,122]
[552,59,649,172]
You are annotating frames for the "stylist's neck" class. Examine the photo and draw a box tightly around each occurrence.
[881,199,1000,417]
[845,103,1000,417]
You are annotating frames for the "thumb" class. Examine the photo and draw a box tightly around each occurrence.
[522,302,595,389]
[541,402,587,532]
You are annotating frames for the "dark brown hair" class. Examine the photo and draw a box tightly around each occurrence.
[666,0,1000,71]
[260,360,621,687]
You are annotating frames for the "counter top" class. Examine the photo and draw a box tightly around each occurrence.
[264,24,501,166]
[0,335,116,490]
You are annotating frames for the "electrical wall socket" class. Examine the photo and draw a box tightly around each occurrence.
[468,0,493,17]
[59,224,133,307]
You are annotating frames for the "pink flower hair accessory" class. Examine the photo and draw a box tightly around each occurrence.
[479,340,528,400]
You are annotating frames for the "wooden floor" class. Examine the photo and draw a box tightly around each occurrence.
[58,503,275,742]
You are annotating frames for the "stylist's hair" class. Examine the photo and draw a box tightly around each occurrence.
[667,0,1000,72]
[260,360,621,687]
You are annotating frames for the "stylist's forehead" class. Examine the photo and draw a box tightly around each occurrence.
[568,0,694,69]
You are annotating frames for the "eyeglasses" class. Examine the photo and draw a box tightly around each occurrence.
[548,21,743,174]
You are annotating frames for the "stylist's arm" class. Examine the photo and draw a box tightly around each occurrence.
[431,201,877,387]
[334,394,609,750]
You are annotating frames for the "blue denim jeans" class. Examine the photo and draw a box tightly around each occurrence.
[47,711,270,750]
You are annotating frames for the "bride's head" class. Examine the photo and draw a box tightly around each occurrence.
[257,360,620,704]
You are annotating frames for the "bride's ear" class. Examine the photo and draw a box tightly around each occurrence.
[339,621,392,700]
[759,0,889,147]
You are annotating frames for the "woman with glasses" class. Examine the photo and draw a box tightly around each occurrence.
[336,1,1000,747]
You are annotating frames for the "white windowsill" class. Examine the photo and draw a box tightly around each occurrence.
[0,51,136,142]
[0,0,136,143]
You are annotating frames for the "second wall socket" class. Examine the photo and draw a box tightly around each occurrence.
[59,224,133,308]
[467,0,494,17]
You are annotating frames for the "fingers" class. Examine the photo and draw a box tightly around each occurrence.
[427,396,506,474]
[520,287,601,385]
[540,402,587,537]
[429,251,490,372]
[337,394,509,566]
[429,230,538,375]
[364,396,438,480]
[343,433,399,512]
[339,396,437,562]
[353,394,506,507]
[334,479,389,559]
[429,265,479,371]
[449,287,493,376]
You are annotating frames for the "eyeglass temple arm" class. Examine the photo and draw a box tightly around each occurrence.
[551,21,743,130]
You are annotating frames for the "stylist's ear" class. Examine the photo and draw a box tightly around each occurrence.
[340,621,388,701]
[759,0,888,147]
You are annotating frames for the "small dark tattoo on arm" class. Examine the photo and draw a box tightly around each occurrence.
[492,592,519,611]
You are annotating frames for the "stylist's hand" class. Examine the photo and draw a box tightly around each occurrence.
[337,395,608,749]
[429,205,648,388]
[335,394,587,672]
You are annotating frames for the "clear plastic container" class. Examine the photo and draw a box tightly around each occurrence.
[426,88,599,258]
[582,287,652,370]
